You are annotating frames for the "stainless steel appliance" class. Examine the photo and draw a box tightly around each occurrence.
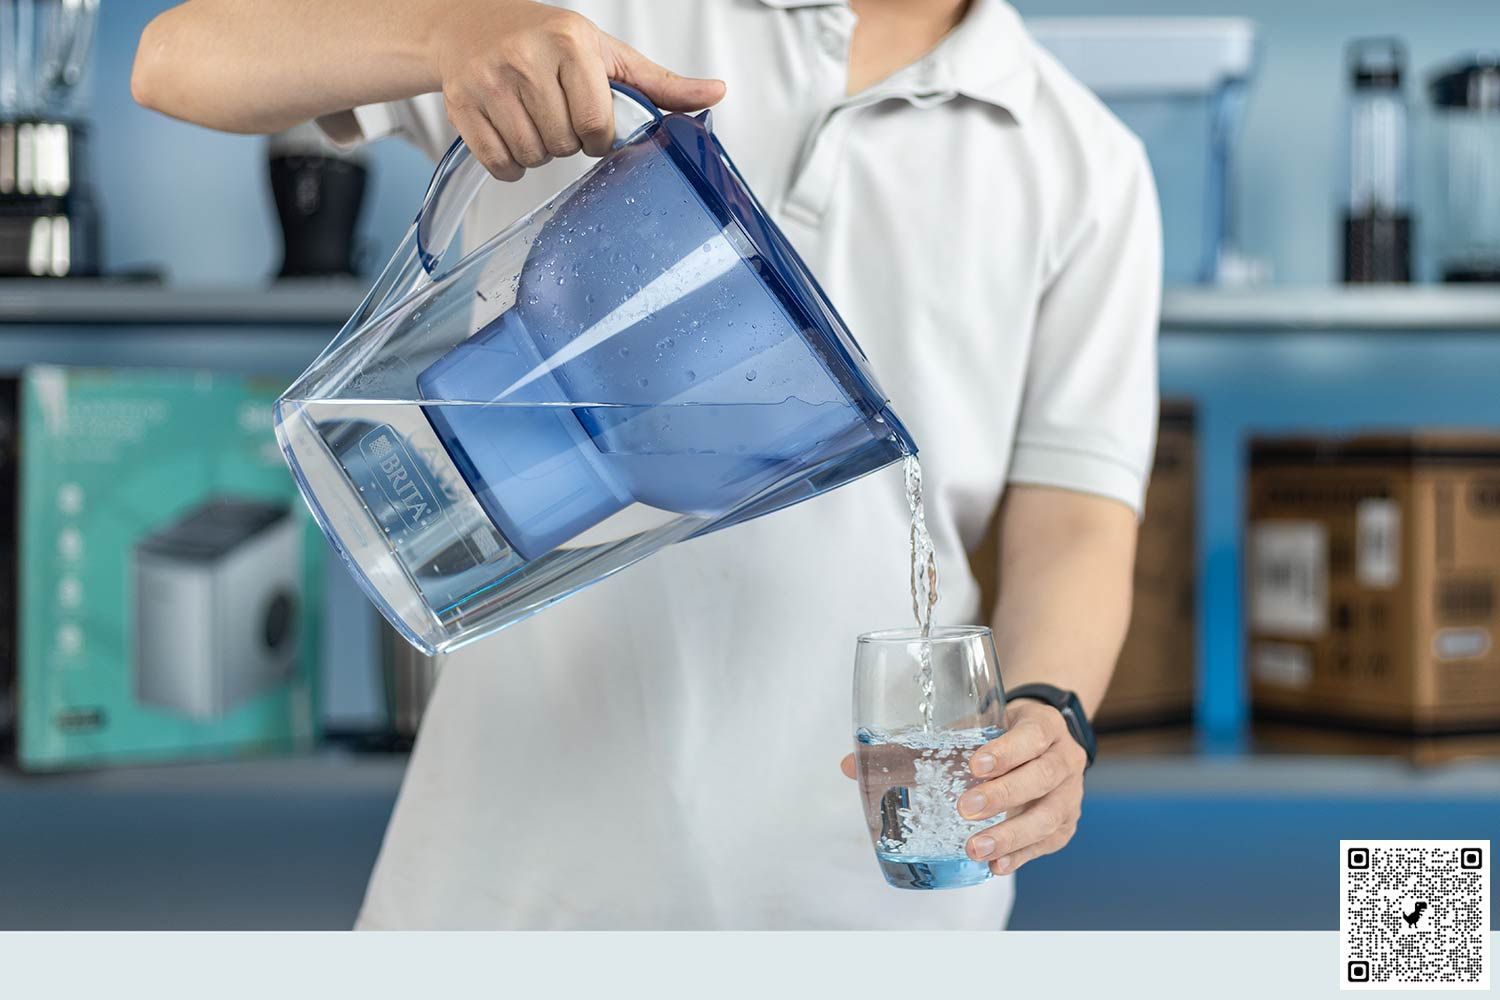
[0,0,100,277]
[1428,55,1500,282]
[133,498,302,721]
[1342,38,1413,284]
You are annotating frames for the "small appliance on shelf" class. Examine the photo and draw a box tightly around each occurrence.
[0,0,100,278]
[1428,55,1500,283]
[1341,38,1413,284]
[1027,17,1261,286]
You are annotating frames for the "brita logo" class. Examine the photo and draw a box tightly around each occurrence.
[359,427,438,531]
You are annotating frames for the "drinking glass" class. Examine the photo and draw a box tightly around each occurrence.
[852,625,1007,890]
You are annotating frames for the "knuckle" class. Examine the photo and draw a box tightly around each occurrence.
[543,10,590,44]
[987,777,1014,809]
[574,108,611,138]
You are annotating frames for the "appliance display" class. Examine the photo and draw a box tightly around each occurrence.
[1341,38,1413,284]
[1428,55,1500,283]
[0,0,100,277]
[134,498,302,721]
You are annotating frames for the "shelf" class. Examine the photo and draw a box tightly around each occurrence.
[1161,286,1500,332]
[0,279,365,327]
[2,281,1499,334]
[5,749,1498,798]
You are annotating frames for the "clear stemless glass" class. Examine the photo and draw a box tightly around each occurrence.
[853,625,1007,890]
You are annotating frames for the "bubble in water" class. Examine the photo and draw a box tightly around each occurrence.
[555,276,566,286]
[637,377,650,388]
[701,242,712,253]
[585,293,595,304]
[685,370,696,381]
[642,208,651,217]
[526,294,539,305]
[745,370,758,381]
[625,196,635,205]
[619,346,630,357]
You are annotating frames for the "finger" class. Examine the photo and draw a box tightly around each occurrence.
[969,714,1056,779]
[559,50,615,157]
[606,37,725,112]
[992,824,1076,875]
[488,87,552,169]
[449,104,523,181]
[965,778,1082,863]
[840,753,856,780]
[959,746,1076,821]
[519,70,582,159]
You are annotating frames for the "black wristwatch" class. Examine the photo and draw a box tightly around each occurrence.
[1007,683,1097,770]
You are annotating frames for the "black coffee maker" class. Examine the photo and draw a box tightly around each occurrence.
[0,0,102,278]
[267,122,368,278]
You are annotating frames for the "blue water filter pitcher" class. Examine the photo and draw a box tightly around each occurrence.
[276,84,916,653]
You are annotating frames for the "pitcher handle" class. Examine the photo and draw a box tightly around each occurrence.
[415,82,663,279]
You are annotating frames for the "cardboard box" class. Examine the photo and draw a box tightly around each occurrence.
[15,367,322,769]
[1247,432,1500,745]
[969,401,1198,733]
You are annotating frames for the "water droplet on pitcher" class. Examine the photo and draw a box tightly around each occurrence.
[745,370,758,381]
[685,370,696,381]
[625,196,635,205]
[619,346,630,357]
[527,294,539,305]
[556,276,566,286]
[642,207,651,217]
[637,377,650,388]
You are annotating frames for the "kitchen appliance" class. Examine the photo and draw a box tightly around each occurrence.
[134,497,302,721]
[1342,38,1413,284]
[0,0,101,277]
[268,121,368,278]
[1428,55,1500,282]
[1028,18,1259,285]
[277,84,916,655]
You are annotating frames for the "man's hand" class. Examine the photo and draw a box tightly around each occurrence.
[839,698,1087,876]
[953,699,1086,875]
[431,1,725,179]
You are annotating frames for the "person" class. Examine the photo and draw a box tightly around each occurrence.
[132,0,1159,930]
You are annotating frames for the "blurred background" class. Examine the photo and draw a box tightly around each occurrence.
[2,0,1500,930]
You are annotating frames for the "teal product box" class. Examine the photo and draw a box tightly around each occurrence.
[16,367,322,769]
[0,376,17,747]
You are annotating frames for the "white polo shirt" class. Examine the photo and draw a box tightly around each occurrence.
[328,0,1160,930]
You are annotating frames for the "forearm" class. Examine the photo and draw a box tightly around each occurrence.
[132,0,449,134]
[988,485,1138,716]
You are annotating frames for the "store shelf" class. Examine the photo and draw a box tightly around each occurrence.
[0,279,365,327]
[5,749,1498,797]
[1161,286,1500,332]
[3,281,1499,333]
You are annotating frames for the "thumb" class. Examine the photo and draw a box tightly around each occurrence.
[604,37,726,112]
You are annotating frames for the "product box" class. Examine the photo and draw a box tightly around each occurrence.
[1246,432,1500,749]
[1096,401,1197,731]
[16,367,322,769]
[968,401,1198,733]
[0,376,18,750]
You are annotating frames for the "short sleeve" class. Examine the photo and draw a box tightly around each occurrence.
[315,93,454,162]
[1007,136,1162,515]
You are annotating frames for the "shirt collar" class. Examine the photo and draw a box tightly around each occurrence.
[756,0,1037,120]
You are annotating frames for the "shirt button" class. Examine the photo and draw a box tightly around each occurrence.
[819,28,844,58]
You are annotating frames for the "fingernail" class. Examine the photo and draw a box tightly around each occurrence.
[958,791,987,818]
[972,753,996,776]
[970,835,996,859]
[994,856,1013,874]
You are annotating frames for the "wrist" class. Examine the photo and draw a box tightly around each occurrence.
[1007,683,1097,769]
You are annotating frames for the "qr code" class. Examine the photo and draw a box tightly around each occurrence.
[1341,840,1490,990]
